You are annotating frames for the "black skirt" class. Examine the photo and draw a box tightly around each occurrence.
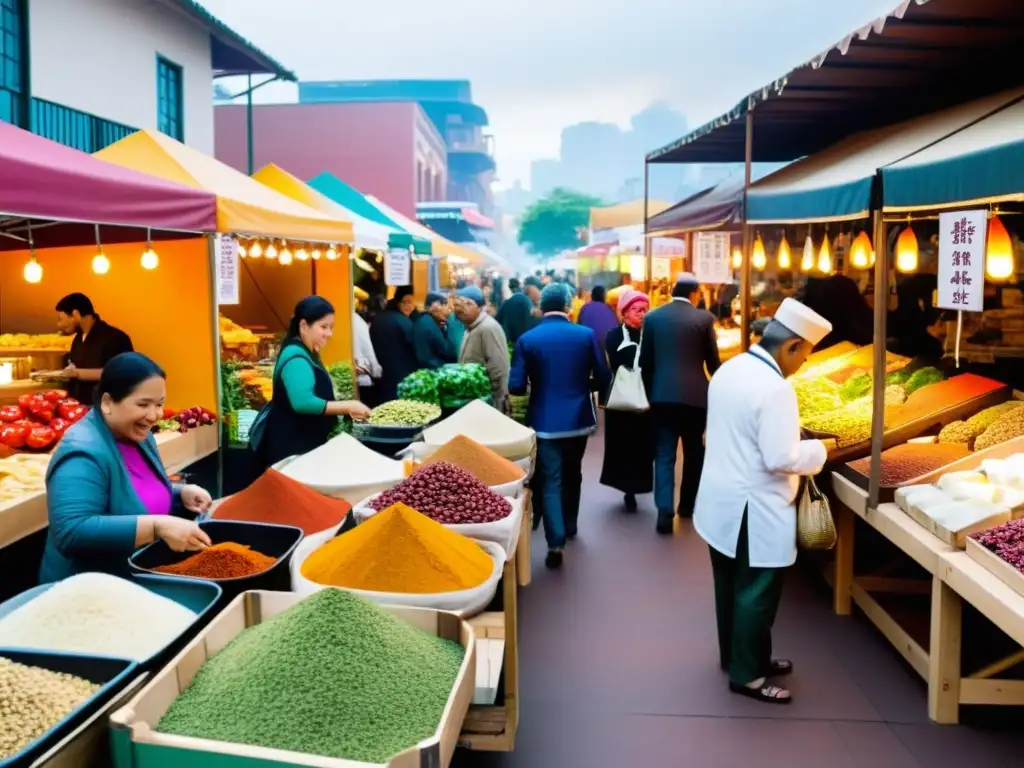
[600,408,654,494]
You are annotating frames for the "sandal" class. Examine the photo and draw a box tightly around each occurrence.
[729,682,792,704]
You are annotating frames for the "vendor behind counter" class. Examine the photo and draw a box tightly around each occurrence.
[55,293,134,405]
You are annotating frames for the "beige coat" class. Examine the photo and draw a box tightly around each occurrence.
[460,313,510,410]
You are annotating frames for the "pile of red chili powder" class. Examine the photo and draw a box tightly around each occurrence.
[154,542,276,580]
[211,469,352,536]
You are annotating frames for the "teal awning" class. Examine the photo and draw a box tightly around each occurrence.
[307,172,432,255]
[748,89,1024,225]
[883,95,1024,212]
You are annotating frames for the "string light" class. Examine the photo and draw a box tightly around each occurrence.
[326,245,339,261]
[896,225,918,273]
[986,214,1015,281]
[249,240,263,258]
[752,234,767,270]
[141,228,159,270]
[296,247,309,261]
[312,247,322,260]
[238,242,248,259]
[801,235,815,271]
[92,224,110,275]
[817,235,832,274]
[777,235,792,269]
[265,241,278,261]
[278,240,293,265]
[23,221,41,284]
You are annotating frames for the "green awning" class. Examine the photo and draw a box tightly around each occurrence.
[748,89,1024,224]
[883,95,1024,212]
[307,172,432,255]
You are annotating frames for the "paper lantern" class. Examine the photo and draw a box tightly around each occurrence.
[777,235,792,269]
[752,235,767,270]
[817,236,832,274]
[801,235,815,271]
[896,226,918,273]
[731,247,742,269]
[986,215,1015,281]
[849,231,872,270]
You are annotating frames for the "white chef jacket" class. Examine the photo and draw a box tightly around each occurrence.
[693,345,827,568]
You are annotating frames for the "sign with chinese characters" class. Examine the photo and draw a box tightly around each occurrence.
[693,232,732,284]
[214,234,239,305]
[385,247,411,287]
[938,210,987,312]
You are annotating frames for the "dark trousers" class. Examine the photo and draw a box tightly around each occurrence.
[653,403,707,521]
[708,512,786,686]
[534,435,589,549]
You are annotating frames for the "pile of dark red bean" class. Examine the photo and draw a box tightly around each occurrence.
[972,519,1024,572]
[370,462,512,525]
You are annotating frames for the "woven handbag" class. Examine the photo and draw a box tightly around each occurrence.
[797,474,837,550]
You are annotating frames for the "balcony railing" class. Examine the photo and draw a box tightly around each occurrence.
[30,98,136,153]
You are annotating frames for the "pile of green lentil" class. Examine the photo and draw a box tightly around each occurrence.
[157,589,465,763]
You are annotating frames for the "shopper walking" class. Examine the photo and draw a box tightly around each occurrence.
[413,292,457,370]
[639,272,721,534]
[694,298,830,705]
[497,276,542,343]
[510,284,609,569]
[599,289,654,512]
[576,285,618,357]
[454,285,510,411]
[369,286,418,402]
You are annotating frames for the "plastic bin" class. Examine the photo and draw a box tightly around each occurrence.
[129,521,302,603]
[0,574,221,671]
[0,649,136,768]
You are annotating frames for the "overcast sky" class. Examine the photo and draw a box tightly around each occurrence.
[202,0,899,189]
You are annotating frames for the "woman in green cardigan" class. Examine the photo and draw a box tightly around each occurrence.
[258,296,370,467]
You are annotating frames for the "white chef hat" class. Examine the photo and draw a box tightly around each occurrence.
[773,298,832,346]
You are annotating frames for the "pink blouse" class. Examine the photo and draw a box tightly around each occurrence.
[117,442,172,516]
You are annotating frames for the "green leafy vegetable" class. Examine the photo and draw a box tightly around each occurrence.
[839,372,873,402]
[905,366,945,396]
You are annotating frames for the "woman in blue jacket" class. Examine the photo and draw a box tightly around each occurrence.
[40,353,214,583]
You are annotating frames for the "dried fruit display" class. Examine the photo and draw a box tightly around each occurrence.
[976,407,1024,452]
[939,402,1024,449]
[971,518,1024,572]
[846,442,970,485]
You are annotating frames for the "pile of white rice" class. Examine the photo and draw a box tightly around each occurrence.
[0,573,197,662]
[281,432,404,490]
[422,400,535,459]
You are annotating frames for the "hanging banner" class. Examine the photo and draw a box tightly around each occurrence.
[214,234,239,305]
[651,257,672,280]
[693,232,732,285]
[385,247,411,287]
[938,210,986,312]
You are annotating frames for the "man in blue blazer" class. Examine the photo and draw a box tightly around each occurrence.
[510,283,610,569]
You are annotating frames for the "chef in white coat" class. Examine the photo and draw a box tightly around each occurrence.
[694,298,832,705]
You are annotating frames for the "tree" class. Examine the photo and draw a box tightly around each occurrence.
[517,188,603,258]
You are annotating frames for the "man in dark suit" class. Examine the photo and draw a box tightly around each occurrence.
[413,292,457,370]
[640,272,721,535]
[510,283,610,569]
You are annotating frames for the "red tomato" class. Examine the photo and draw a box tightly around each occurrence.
[0,423,27,449]
[162,407,177,420]
[18,394,42,410]
[58,397,80,408]
[43,389,67,403]
[25,426,56,450]
[62,405,88,423]
[49,418,70,438]
[0,405,23,423]
[28,403,53,424]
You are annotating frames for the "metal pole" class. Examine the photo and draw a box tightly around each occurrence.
[740,109,754,351]
[867,205,889,510]
[246,74,254,176]
[206,234,224,497]
[643,161,651,290]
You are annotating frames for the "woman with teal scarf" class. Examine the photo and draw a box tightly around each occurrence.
[257,297,371,467]
[40,353,214,583]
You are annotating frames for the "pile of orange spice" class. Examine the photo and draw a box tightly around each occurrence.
[153,542,276,580]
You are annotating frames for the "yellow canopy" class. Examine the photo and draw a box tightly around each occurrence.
[590,198,672,230]
[366,196,486,268]
[95,130,354,243]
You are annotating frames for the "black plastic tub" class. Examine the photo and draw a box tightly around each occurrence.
[128,520,302,605]
[0,649,136,768]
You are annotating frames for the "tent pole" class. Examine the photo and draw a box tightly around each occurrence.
[740,108,753,351]
[644,161,651,291]
[868,204,889,511]
[246,74,254,176]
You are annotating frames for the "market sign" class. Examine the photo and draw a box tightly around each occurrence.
[651,257,672,280]
[385,247,412,287]
[215,234,239,306]
[938,210,986,312]
[693,232,731,285]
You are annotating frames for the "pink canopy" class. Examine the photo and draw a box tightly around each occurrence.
[0,123,216,248]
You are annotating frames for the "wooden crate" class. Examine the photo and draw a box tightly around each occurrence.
[965,538,1024,600]
[516,490,532,588]
[903,505,1011,549]
[155,425,219,476]
[459,557,519,752]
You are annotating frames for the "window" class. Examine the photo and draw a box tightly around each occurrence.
[0,0,26,127]
[156,56,183,141]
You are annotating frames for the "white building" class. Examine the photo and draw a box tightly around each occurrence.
[0,0,292,154]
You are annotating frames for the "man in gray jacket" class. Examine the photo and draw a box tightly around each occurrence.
[455,285,510,411]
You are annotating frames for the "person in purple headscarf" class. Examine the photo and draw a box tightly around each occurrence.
[576,285,619,357]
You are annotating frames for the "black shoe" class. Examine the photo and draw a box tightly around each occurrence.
[677,507,693,519]
[624,493,637,512]
[656,518,674,535]
[566,531,577,542]
[545,549,564,569]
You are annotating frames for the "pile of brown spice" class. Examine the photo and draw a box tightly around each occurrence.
[153,542,276,580]
[421,435,525,486]
[846,442,970,486]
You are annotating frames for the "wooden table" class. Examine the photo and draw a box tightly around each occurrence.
[830,472,1024,722]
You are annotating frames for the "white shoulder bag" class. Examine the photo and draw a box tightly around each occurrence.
[606,325,650,412]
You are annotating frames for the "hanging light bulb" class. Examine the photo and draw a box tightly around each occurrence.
[311,247,322,260]
[817,235,832,274]
[731,247,742,269]
[849,231,872,270]
[777,235,792,270]
[801,235,815,271]
[896,225,918,273]
[265,241,279,261]
[326,245,339,261]
[140,228,159,270]
[986,214,1015,281]
[249,240,263,259]
[23,223,41,283]
[296,247,309,261]
[752,234,767,270]
[238,242,248,259]
[278,242,293,265]
[92,224,110,275]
